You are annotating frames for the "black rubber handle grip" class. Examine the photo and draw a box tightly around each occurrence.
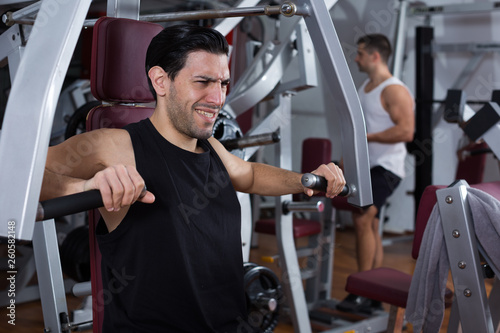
[301,173,350,197]
[36,187,147,221]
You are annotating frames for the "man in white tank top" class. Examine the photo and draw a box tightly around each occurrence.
[337,34,415,313]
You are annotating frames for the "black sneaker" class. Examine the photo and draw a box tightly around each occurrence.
[336,293,373,313]
[370,300,383,312]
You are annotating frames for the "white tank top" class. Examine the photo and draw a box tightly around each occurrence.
[358,77,413,178]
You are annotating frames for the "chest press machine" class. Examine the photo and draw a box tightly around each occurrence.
[1,1,499,333]
[0,1,372,332]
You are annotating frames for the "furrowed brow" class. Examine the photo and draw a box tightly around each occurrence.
[195,75,230,84]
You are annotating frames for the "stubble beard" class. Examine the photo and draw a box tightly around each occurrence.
[167,85,215,140]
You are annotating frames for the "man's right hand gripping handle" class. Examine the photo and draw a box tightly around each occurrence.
[301,173,352,197]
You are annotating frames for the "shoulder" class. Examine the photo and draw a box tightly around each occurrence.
[68,128,133,165]
[207,136,248,173]
[46,128,134,179]
[80,128,131,149]
[101,129,134,164]
[381,80,413,104]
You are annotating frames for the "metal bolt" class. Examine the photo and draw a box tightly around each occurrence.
[280,2,297,16]
[281,3,292,14]
[464,289,472,297]
[452,230,460,238]
[445,195,453,204]
[458,261,466,269]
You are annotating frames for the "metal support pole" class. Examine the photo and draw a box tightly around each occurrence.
[0,0,92,240]
[7,46,25,82]
[275,94,312,333]
[138,5,281,23]
[296,0,372,208]
[0,23,25,82]
[411,26,434,219]
[106,0,140,20]
[33,219,70,333]
[304,197,333,305]
[488,279,500,331]
[1,1,41,26]
[391,0,409,79]
[12,3,285,27]
[213,0,261,37]
[436,181,495,333]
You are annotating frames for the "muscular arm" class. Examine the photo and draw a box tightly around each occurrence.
[41,129,153,212]
[41,129,117,200]
[367,84,414,143]
[208,137,345,198]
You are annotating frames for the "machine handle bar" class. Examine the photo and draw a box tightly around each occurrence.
[36,187,147,222]
[282,200,324,215]
[220,130,280,150]
[301,173,352,197]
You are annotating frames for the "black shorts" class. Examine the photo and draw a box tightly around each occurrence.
[370,166,401,218]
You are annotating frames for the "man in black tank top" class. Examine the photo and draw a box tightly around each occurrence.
[41,25,346,332]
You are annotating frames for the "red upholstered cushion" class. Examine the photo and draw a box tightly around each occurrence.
[86,104,154,132]
[455,141,488,185]
[345,267,412,308]
[412,181,500,259]
[301,138,332,173]
[412,185,444,259]
[255,218,321,238]
[473,181,500,200]
[90,17,163,103]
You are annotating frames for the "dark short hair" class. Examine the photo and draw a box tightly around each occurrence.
[145,24,229,100]
[357,34,392,64]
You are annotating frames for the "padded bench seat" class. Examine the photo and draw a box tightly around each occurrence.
[255,218,321,238]
[345,181,500,314]
[346,267,412,308]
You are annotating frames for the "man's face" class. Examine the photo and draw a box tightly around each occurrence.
[354,43,374,73]
[166,51,230,140]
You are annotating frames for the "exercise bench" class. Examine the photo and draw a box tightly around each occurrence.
[344,180,500,332]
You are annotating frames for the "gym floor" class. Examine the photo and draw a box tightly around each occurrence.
[0,227,495,332]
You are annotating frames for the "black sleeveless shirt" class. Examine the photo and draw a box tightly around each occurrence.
[96,119,246,332]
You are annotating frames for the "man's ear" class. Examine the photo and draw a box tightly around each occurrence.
[372,51,382,63]
[148,66,168,98]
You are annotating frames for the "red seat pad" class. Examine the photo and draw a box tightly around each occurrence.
[345,267,412,308]
[255,218,321,238]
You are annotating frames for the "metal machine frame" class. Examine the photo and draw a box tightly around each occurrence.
[0,0,374,332]
[1,1,499,333]
[0,0,372,242]
[436,180,499,333]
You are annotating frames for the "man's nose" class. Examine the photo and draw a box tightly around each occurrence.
[206,82,224,107]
